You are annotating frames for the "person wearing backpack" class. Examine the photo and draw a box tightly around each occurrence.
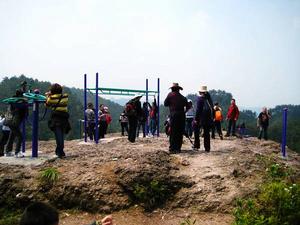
[194,86,214,152]
[5,90,28,157]
[257,107,271,140]
[125,95,142,143]
[164,83,190,153]
[225,98,239,137]
[211,102,223,140]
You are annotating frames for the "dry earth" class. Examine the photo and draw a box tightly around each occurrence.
[0,134,299,225]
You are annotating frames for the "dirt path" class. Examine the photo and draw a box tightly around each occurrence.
[1,134,299,225]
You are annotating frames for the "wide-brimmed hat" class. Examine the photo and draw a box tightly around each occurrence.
[199,85,208,93]
[170,83,183,90]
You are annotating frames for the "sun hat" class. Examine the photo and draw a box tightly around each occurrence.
[170,83,183,90]
[199,85,208,93]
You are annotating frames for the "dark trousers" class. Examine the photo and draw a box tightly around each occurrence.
[185,118,193,137]
[137,121,146,137]
[6,126,22,154]
[150,118,157,136]
[128,117,138,143]
[54,127,65,157]
[169,113,185,152]
[194,125,211,151]
[98,120,107,139]
[212,121,223,138]
[121,122,128,136]
[226,119,236,136]
[86,122,95,140]
[258,126,268,140]
[0,130,10,156]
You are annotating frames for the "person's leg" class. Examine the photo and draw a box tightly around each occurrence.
[232,120,237,136]
[54,127,65,157]
[193,125,200,149]
[121,123,125,136]
[5,127,16,154]
[0,131,9,156]
[264,126,268,140]
[136,122,140,137]
[203,126,210,152]
[258,127,263,139]
[14,128,23,155]
[142,122,146,137]
[226,120,232,136]
[211,122,216,139]
[216,121,223,139]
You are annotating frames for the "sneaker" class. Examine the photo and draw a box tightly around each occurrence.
[4,152,14,157]
[15,152,25,158]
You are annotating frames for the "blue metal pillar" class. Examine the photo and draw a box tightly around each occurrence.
[32,101,39,157]
[95,72,99,144]
[157,78,160,137]
[281,108,288,158]
[146,78,149,135]
[84,74,87,142]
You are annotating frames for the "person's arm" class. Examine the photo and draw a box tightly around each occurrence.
[164,94,170,107]
[88,215,113,225]
[235,106,239,121]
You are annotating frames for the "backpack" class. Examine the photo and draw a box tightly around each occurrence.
[215,110,222,121]
[201,99,214,126]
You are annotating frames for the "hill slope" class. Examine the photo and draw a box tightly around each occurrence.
[0,136,299,224]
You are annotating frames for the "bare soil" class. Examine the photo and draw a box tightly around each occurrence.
[0,134,299,225]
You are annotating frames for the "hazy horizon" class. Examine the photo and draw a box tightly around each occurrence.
[1,0,299,108]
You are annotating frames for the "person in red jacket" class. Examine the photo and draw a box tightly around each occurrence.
[225,98,239,137]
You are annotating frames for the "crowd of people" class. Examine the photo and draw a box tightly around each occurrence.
[0,80,272,158]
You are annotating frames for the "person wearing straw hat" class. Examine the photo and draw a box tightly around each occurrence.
[164,83,190,153]
[194,85,214,152]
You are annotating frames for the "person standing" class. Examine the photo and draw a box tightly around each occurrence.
[149,97,158,136]
[125,95,142,143]
[164,83,190,153]
[85,103,96,141]
[0,113,11,156]
[46,83,71,158]
[5,90,28,157]
[225,98,239,137]
[119,111,128,136]
[194,86,214,152]
[211,102,223,140]
[185,99,194,138]
[257,107,271,140]
[136,102,148,138]
[98,104,107,139]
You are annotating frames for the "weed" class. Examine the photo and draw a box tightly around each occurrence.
[39,167,60,186]
[132,179,169,210]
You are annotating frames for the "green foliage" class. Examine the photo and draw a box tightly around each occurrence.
[0,209,21,225]
[233,162,300,225]
[233,182,300,225]
[132,179,169,210]
[39,167,60,185]
[180,218,197,225]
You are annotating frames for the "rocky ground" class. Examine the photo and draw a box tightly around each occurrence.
[0,134,299,225]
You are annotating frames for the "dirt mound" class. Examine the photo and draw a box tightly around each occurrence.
[0,135,299,224]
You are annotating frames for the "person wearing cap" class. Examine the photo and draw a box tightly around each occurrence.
[125,95,142,143]
[225,98,239,137]
[164,83,190,153]
[194,85,214,152]
[185,99,194,138]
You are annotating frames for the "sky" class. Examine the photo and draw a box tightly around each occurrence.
[0,0,299,108]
